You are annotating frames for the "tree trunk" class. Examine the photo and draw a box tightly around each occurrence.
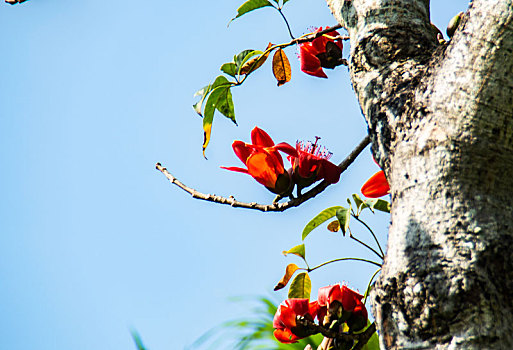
[326,0,513,348]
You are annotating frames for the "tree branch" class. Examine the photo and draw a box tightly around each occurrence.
[5,0,28,4]
[156,135,370,212]
[297,317,376,349]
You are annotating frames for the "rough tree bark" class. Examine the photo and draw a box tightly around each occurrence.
[325,0,513,349]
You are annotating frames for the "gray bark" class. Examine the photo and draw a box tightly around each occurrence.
[326,0,513,349]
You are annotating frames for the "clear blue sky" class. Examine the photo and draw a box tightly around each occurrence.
[0,1,468,349]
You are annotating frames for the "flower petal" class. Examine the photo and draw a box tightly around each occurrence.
[284,298,311,317]
[219,166,250,174]
[318,284,341,307]
[246,151,282,189]
[361,170,390,198]
[311,27,328,52]
[273,142,299,158]
[318,159,342,184]
[251,126,275,147]
[232,140,254,165]
[274,329,299,344]
[340,285,363,312]
[299,44,327,78]
[308,300,320,320]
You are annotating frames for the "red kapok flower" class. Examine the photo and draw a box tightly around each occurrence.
[361,170,390,198]
[273,298,320,344]
[318,284,364,312]
[317,284,368,330]
[221,127,298,195]
[287,137,342,193]
[299,27,344,78]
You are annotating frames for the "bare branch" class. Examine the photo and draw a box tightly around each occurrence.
[5,0,28,4]
[156,135,370,212]
[297,317,377,350]
[352,322,376,350]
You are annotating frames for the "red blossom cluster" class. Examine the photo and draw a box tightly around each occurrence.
[299,27,344,78]
[222,127,342,195]
[273,284,368,344]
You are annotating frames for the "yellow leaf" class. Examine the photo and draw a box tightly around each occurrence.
[272,48,291,86]
[202,123,212,159]
[274,263,300,291]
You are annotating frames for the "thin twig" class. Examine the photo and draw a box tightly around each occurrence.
[349,231,384,260]
[307,257,382,272]
[276,7,295,40]
[353,215,384,257]
[292,25,346,45]
[156,135,370,212]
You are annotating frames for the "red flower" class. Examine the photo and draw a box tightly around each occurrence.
[318,284,364,312]
[299,27,344,78]
[273,298,320,344]
[288,138,342,193]
[221,127,298,195]
[361,170,390,198]
[317,284,368,331]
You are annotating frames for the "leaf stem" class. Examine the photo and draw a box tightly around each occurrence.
[276,7,295,39]
[349,228,384,260]
[353,215,384,257]
[363,268,381,305]
[307,257,382,273]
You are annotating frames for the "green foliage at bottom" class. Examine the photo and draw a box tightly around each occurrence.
[190,296,322,350]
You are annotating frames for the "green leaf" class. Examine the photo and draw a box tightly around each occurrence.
[363,198,391,213]
[201,76,234,157]
[282,244,306,260]
[373,198,391,213]
[230,0,274,23]
[215,86,236,123]
[302,206,343,240]
[220,62,238,77]
[352,193,366,212]
[130,330,147,350]
[220,50,263,77]
[288,272,311,299]
[192,85,213,116]
[193,75,233,117]
[282,0,291,6]
[234,49,255,69]
[336,207,351,235]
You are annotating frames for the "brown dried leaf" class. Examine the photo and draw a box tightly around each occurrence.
[272,48,291,86]
[274,263,300,291]
[327,220,340,232]
[240,43,273,75]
